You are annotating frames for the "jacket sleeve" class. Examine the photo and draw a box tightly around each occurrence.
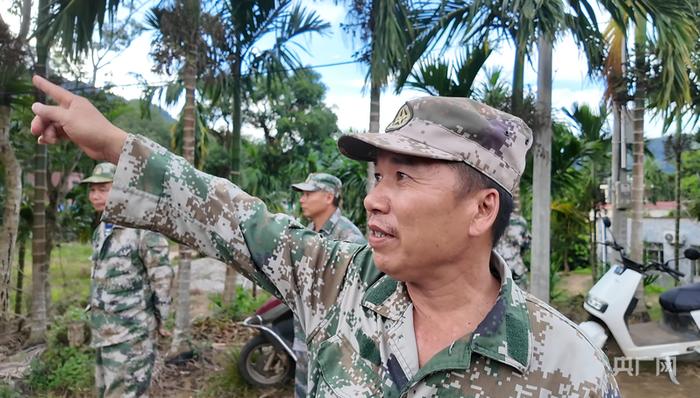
[103,134,362,334]
[139,230,174,322]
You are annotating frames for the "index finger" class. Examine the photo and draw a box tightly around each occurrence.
[32,75,74,106]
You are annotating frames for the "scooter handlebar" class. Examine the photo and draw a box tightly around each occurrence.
[596,241,624,252]
[657,263,685,280]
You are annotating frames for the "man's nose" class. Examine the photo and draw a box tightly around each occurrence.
[364,185,389,214]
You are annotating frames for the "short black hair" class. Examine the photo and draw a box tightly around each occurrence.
[332,195,340,207]
[448,162,514,246]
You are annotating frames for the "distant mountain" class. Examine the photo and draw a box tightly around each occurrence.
[646,137,675,174]
[112,99,175,147]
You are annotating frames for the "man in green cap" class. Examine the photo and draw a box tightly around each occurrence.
[291,172,365,244]
[82,162,174,398]
[32,74,620,397]
[291,172,365,397]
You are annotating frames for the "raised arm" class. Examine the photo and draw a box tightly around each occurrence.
[106,134,360,334]
[30,76,363,334]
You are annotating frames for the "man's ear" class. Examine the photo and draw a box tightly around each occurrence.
[324,191,335,205]
[468,188,499,238]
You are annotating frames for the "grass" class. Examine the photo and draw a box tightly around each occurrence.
[572,267,592,276]
[644,284,669,321]
[10,241,93,314]
[201,347,293,398]
[10,239,281,397]
[554,268,671,322]
[48,242,93,304]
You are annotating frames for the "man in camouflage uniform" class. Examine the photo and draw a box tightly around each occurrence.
[495,213,531,290]
[82,163,174,398]
[33,75,620,397]
[292,172,366,397]
[292,172,365,244]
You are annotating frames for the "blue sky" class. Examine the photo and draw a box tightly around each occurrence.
[5,0,669,138]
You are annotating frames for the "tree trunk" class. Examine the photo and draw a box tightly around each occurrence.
[14,238,27,316]
[611,102,630,272]
[674,116,681,283]
[628,20,649,322]
[589,161,598,282]
[27,0,50,345]
[0,105,22,331]
[590,207,597,282]
[629,20,646,264]
[222,54,242,306]
[511,39,526,118]
[530,36,552,302]
[171,2,199,354]
[367,81,380,194]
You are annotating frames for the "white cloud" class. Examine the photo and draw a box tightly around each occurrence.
[325,88,424,133]
[305,0,345,25]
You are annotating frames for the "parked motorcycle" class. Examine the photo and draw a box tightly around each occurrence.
[579,217,700,383]
[238,297,296,388]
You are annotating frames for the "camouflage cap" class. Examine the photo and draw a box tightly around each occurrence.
[81,162,116,183]
[291,173,342,197]
[337,97,533,194]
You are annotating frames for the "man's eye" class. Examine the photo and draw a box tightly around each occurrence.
[374,173,383,182]
[396,172,408,180]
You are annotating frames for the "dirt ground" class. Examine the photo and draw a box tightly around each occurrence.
[557,272,700,397]
[150,317,292,398]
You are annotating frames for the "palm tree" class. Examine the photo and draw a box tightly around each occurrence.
[339,0,414,192]
[398,43,491,98]
[564,103,610,281]
[26,0,128,344]
[26,0,52,346]
[625,2,697,264]
[209,0,329,183]
[601,1,697,320]
[0,2,31,332]
[205,1,328,303]
[146,0,203,356]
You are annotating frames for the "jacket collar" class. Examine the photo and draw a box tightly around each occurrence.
[361,252,531,373]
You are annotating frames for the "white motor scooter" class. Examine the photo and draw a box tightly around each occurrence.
[579,217,700,384]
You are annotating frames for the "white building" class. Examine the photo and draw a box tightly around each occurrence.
[597,201,700,286]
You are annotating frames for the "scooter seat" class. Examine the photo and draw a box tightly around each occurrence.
[659,283,700,313]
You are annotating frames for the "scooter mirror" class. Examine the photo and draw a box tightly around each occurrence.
[602,217,611,228]
[683,247,700,261]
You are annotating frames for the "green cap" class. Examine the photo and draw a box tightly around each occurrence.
[291,173,342,197]
[337,97,533,194]
[81,162,116,183]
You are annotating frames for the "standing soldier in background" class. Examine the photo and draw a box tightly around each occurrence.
[291,172,365,397]
[292,172,366,245]
[495,213,531,290]
[83,163,174,398]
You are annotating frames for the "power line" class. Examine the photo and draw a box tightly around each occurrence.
[73,59,363,92]
[1,58,364,97]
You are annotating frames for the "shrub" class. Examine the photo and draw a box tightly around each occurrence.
[209,287,271,320]
[26,306,94,396]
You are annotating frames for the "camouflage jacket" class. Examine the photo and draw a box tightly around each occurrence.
[90,221,174,347]
[105,135,620,397]
[308,208,366,244]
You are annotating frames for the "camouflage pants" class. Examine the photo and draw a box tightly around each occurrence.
[292,317,308,398]
[95,336,156,398]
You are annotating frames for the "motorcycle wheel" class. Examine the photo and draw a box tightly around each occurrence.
[238,334,294,388]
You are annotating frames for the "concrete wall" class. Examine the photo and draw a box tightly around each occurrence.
[597,216,700,286]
